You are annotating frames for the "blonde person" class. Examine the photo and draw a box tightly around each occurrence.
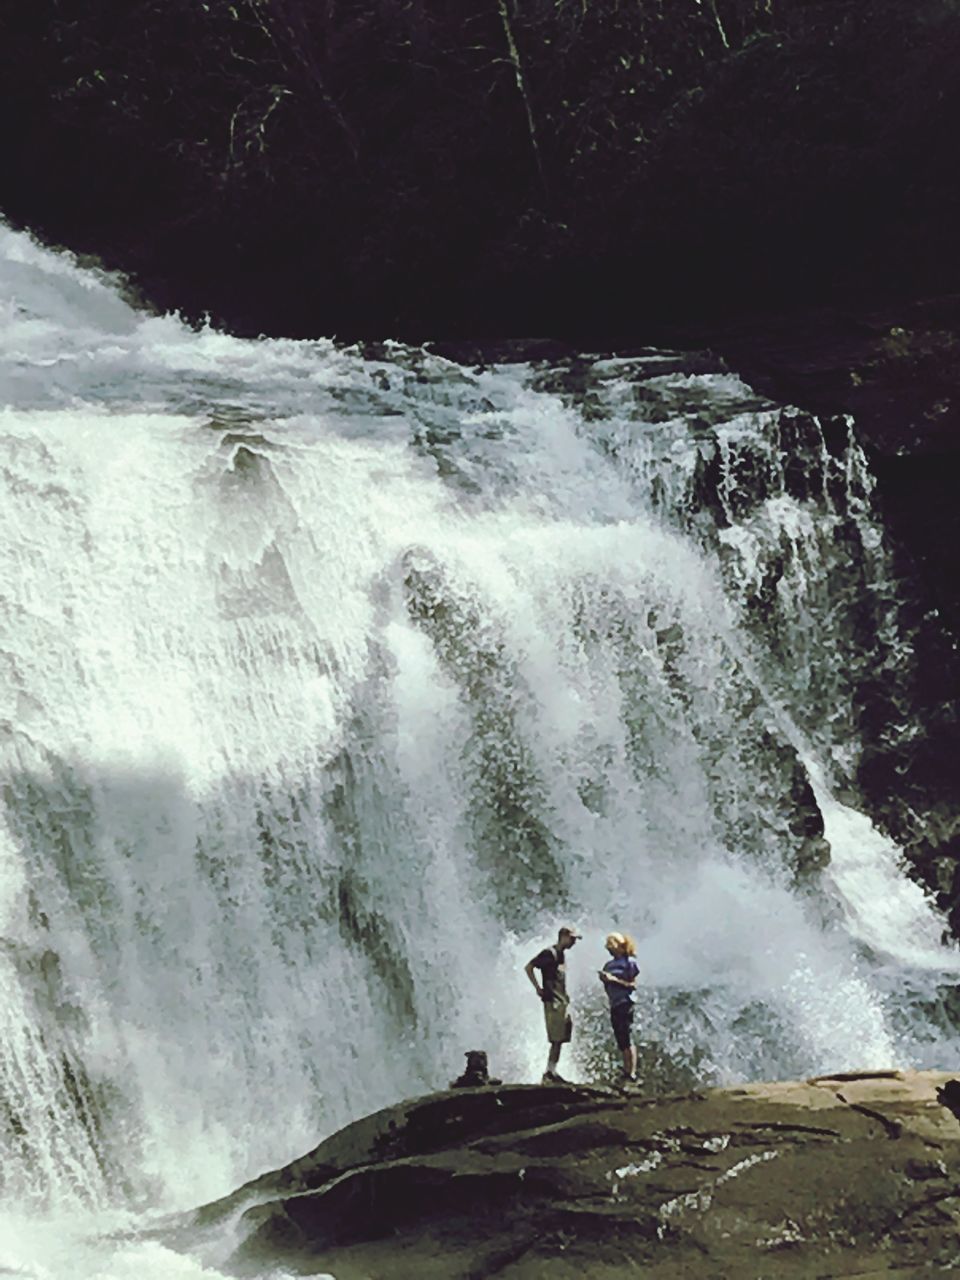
[524,926,581,1083]
[599,931,639,1083]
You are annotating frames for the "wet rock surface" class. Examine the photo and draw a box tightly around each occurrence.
[671,297,960,629]
[172,1071,960,1278]
[668,300,960,932]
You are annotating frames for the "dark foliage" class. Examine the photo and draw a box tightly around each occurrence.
[1,0,959,336]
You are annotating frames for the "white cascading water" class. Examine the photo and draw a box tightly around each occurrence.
[1,222,958,1277]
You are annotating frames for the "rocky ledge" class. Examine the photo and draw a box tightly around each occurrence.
[164,1070,960,1278]
[673,300,960,928]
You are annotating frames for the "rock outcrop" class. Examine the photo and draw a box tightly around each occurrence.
[167,1071,960,1278]
[662,301,960,932]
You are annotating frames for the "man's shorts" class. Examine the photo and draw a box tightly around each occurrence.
[610,1002,634,1050]
[544,997,572,1044]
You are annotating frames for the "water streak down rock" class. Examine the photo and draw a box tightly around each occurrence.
[165,1071,960,1278]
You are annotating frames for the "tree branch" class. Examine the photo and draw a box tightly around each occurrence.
[495,0,548,200]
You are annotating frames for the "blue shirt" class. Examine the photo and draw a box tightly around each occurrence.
[602,956,639,1009]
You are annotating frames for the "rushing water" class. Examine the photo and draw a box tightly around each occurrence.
[1,222,958,1276]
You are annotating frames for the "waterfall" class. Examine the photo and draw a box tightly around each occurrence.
[0,223,957,1273]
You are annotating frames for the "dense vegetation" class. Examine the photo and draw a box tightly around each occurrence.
[2,0,960,336]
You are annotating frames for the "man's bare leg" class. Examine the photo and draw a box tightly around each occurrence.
[544,1042,563,1080]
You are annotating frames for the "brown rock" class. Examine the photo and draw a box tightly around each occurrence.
[159,1069,960,1278]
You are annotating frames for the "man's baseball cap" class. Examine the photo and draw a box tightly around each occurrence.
[559,925,582,938]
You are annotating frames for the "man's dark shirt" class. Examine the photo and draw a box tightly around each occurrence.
[532,946,567,1003]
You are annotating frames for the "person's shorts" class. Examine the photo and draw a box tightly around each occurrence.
[543,998,572,1044]
[610,1001,634,1051]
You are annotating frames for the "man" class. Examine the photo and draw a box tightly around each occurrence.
[524,925,581,1083]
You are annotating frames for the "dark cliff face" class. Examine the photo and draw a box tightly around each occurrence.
[677,302,960,929]
[2,0,960,339]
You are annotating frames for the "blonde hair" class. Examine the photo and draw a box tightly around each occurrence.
[606,931,637,956]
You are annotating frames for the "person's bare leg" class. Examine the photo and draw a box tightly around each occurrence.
[621,1044,637,1078]
[545,1042,562,1077]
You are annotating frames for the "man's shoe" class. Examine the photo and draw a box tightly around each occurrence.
[541,1070,567,1084]
[621,1072,638,1084]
